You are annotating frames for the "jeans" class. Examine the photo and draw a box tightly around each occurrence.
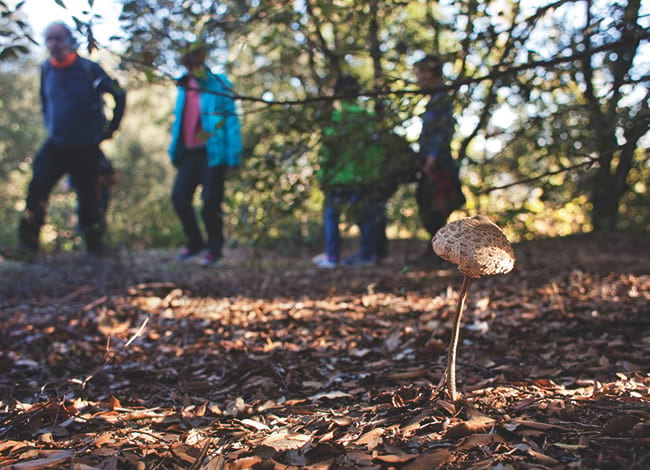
[323,187,383,262]
[19,140,103,253]
[171,148,227,257]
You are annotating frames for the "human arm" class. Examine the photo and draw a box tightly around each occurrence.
[94,64,126,140]
[218,74,243,167]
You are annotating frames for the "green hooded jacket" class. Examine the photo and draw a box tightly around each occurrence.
[318,101,384,188]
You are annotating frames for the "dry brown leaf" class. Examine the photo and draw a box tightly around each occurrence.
[373,454,416,464]
[330,416,353,426]
[458,433,503,450]
[354,427,385,450]
[202,454,225,470]
[344,451,375,467]
[171,442,203,464]
[93,432,113,447]
[445,411,495,439]
[224,456,263,470]
[239,418,271,431]
[261,431,312,451]
[527,448,560,466]
[309,391,353,401]
[601,415,641,436]
[10,450,73,469]
[508,418,571,431]
[403,450,453,470]
[0,440,28,453]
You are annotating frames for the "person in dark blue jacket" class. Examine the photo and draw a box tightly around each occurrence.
[414,55,465,240]
[17,22,126,257]
[168,44,242,266]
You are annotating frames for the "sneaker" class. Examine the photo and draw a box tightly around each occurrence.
[199,252,221,267]
[341,253,376,267]
[178,247,202,261]
[312,253,327,263]
[312,253,337,269]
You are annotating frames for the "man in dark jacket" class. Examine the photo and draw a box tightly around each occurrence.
[414,55,465,240]
[18,22,126,257]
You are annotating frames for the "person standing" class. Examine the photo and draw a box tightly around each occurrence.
[413,55,465,248]
[18,22,126,257]
[169,44,242,266]
[312,76,385,268]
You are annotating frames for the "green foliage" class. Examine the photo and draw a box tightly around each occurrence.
[0,0,648,255]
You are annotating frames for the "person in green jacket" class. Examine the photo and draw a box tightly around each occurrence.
[168,43,242,266]
[312,76,385,268]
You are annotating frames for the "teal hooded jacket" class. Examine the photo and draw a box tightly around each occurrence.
[169,68,242,168]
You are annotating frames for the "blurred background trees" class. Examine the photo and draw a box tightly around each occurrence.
[0,0,648,254]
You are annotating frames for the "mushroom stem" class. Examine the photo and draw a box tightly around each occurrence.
[442,274,471,400]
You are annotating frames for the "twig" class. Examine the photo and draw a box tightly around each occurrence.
[124,316,150,348]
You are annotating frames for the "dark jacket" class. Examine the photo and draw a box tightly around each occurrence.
[40,56,126,145]
[419,91,458,181]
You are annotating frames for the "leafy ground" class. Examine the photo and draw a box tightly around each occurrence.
[0,233,648,469]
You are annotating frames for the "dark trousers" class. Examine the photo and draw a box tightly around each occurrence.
[416,168,465,238]
[19,140,103,252]
[171,148,227,257]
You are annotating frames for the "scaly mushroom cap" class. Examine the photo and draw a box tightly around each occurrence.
[431,215,515,278]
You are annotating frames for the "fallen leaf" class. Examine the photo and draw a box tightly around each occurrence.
[309,391,353,401]
[10,450,73,469]
[261,431,312,451]
[601,415,641,436]
[403,449,453,470]
[373,454,416,464]
[459,433,503,450]
[508,418,571,431]
[355,428,384,450]
[445,411,495,439]
[239,418,270,431]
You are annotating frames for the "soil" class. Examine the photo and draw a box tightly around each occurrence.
[0,233,648,469]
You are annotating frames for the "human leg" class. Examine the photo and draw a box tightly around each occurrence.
[201,163,227,259]
[375,208,389,259]
[341,192,381,267]
[322,189,345,264]
[18,141,66,253]
[357,194,382,261]
[69,145,103,253]
[416,175,450,239]
[171,149,204,254]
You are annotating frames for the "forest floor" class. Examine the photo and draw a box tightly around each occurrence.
[0,233,648,469]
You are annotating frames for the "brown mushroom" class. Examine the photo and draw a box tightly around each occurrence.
[431,215,515,400]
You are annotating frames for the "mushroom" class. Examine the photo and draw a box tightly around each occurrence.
[431,215,515,400]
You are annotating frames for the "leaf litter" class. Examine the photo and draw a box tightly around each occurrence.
[0,234,648,469]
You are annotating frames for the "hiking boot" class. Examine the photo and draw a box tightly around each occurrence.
[341,253,376,267]
[178,247,202,261]
[199,252,221,267]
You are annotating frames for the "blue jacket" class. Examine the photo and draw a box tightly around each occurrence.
[41,56,126,145]
[169,68,242,168]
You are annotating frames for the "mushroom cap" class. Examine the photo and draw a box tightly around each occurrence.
[431,215,515,278]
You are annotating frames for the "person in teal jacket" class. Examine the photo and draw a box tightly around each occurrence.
[169,44,242,266]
